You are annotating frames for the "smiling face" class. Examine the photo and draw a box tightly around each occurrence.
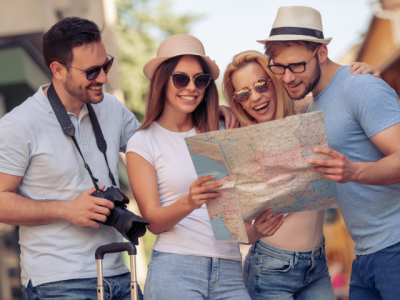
[63,42,108,104]
[164,55,206,116]
[231,62,277,123]
[271,44,321,100]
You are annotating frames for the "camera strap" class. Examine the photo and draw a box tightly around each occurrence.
[47,83,117,190]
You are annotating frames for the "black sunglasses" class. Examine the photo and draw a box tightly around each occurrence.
[65,54,114,80]
[169,73,212,90]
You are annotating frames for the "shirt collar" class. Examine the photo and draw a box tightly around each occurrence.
[33,84,89,118]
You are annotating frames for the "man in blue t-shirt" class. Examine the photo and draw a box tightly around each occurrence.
[259,6,400,300]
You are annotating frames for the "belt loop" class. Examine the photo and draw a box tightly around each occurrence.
[293,252,299,266]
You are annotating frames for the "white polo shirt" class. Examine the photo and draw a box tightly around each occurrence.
[0,85,140,287]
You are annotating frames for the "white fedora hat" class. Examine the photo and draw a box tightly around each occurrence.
[143,34,220,80]
[257,6,332,45]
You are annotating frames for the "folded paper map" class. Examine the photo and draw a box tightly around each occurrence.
[185,111,337,243]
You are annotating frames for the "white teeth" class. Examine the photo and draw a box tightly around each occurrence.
[90,86,102,90]
[254,102,269,110]
[289,83,300,88]
[180,96,196,100]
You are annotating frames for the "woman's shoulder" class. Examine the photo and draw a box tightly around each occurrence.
[127,122,158,150]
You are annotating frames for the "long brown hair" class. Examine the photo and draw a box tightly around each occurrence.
[222,50,294,127]
[139,55,219,133]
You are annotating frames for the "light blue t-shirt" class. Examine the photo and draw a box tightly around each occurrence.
[0,85,141,286]
[308,66,400,255]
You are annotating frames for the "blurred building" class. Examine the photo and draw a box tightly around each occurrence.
[0,0,124,112]
[340,0,400,97]
[0,1,146,299]
[323,209,355,300]
[0,225,21,300]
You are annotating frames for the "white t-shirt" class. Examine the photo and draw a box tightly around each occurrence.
[126,122,241,261]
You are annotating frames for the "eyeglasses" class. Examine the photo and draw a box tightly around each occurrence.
[169,73,212,90]
[65,54,114,80]
[233,78,271,103]
[267,45,321,75]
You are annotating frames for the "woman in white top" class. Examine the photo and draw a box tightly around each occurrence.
[222,49,380,300]
[125,35,284,300]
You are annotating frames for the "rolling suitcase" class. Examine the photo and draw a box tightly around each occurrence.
[95,242,139,300]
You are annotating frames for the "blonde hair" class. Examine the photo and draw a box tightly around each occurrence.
[222,50,294,126]
[139,55,219,133]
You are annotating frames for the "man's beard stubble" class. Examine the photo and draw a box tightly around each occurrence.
[63,72,104,104]
[285,58,321,100]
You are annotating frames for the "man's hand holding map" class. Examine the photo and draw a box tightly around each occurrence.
[185,111,337,243]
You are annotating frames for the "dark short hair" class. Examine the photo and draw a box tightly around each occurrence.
[265,41,320,61]
[42,17,101,69]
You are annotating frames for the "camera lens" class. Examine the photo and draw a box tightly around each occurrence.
[109,206,148,245]
[125,221,147,245]
[92,188,149,245]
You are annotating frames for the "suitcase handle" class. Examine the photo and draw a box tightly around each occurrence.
[96,242,138,300]
[95,242,136,259]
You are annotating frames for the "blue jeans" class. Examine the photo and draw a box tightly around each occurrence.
[349,241,400,300]
[243,238,335,300]
[22,272,143,300]
[144,250,251,300]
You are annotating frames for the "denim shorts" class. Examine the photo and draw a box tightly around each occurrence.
[144,250,251,300]
[22,272,143,300]
[350,240,400,300]
[243,238,335,300]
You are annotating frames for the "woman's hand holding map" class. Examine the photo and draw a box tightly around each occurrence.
[185,175,223,210]
[244,209,284,245]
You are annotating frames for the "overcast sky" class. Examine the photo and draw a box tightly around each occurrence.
[170,0,374,77]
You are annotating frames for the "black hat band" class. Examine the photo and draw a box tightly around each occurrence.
[270,27,324,39]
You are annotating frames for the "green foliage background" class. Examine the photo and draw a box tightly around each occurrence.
[116,0,203,122]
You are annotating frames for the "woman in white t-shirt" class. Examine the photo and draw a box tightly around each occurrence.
[222,50,381,300]
[125,35,284,300]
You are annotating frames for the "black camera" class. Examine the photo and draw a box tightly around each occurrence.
[91,186,149,245]
[47,83,149,245]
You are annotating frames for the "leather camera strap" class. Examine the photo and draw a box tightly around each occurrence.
[47,83,117,190]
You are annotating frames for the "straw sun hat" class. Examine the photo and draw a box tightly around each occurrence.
[257,6,332,45]
[143,34,220,80]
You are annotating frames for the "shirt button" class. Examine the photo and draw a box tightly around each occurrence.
[81,134,84,138]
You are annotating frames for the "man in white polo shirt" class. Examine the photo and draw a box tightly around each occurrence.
[0,17,237,300]
[0,17,144,300]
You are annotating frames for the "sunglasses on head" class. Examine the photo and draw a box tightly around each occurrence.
[65,54,114,81]
[233,78,271,103]
[169,73,212,90]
